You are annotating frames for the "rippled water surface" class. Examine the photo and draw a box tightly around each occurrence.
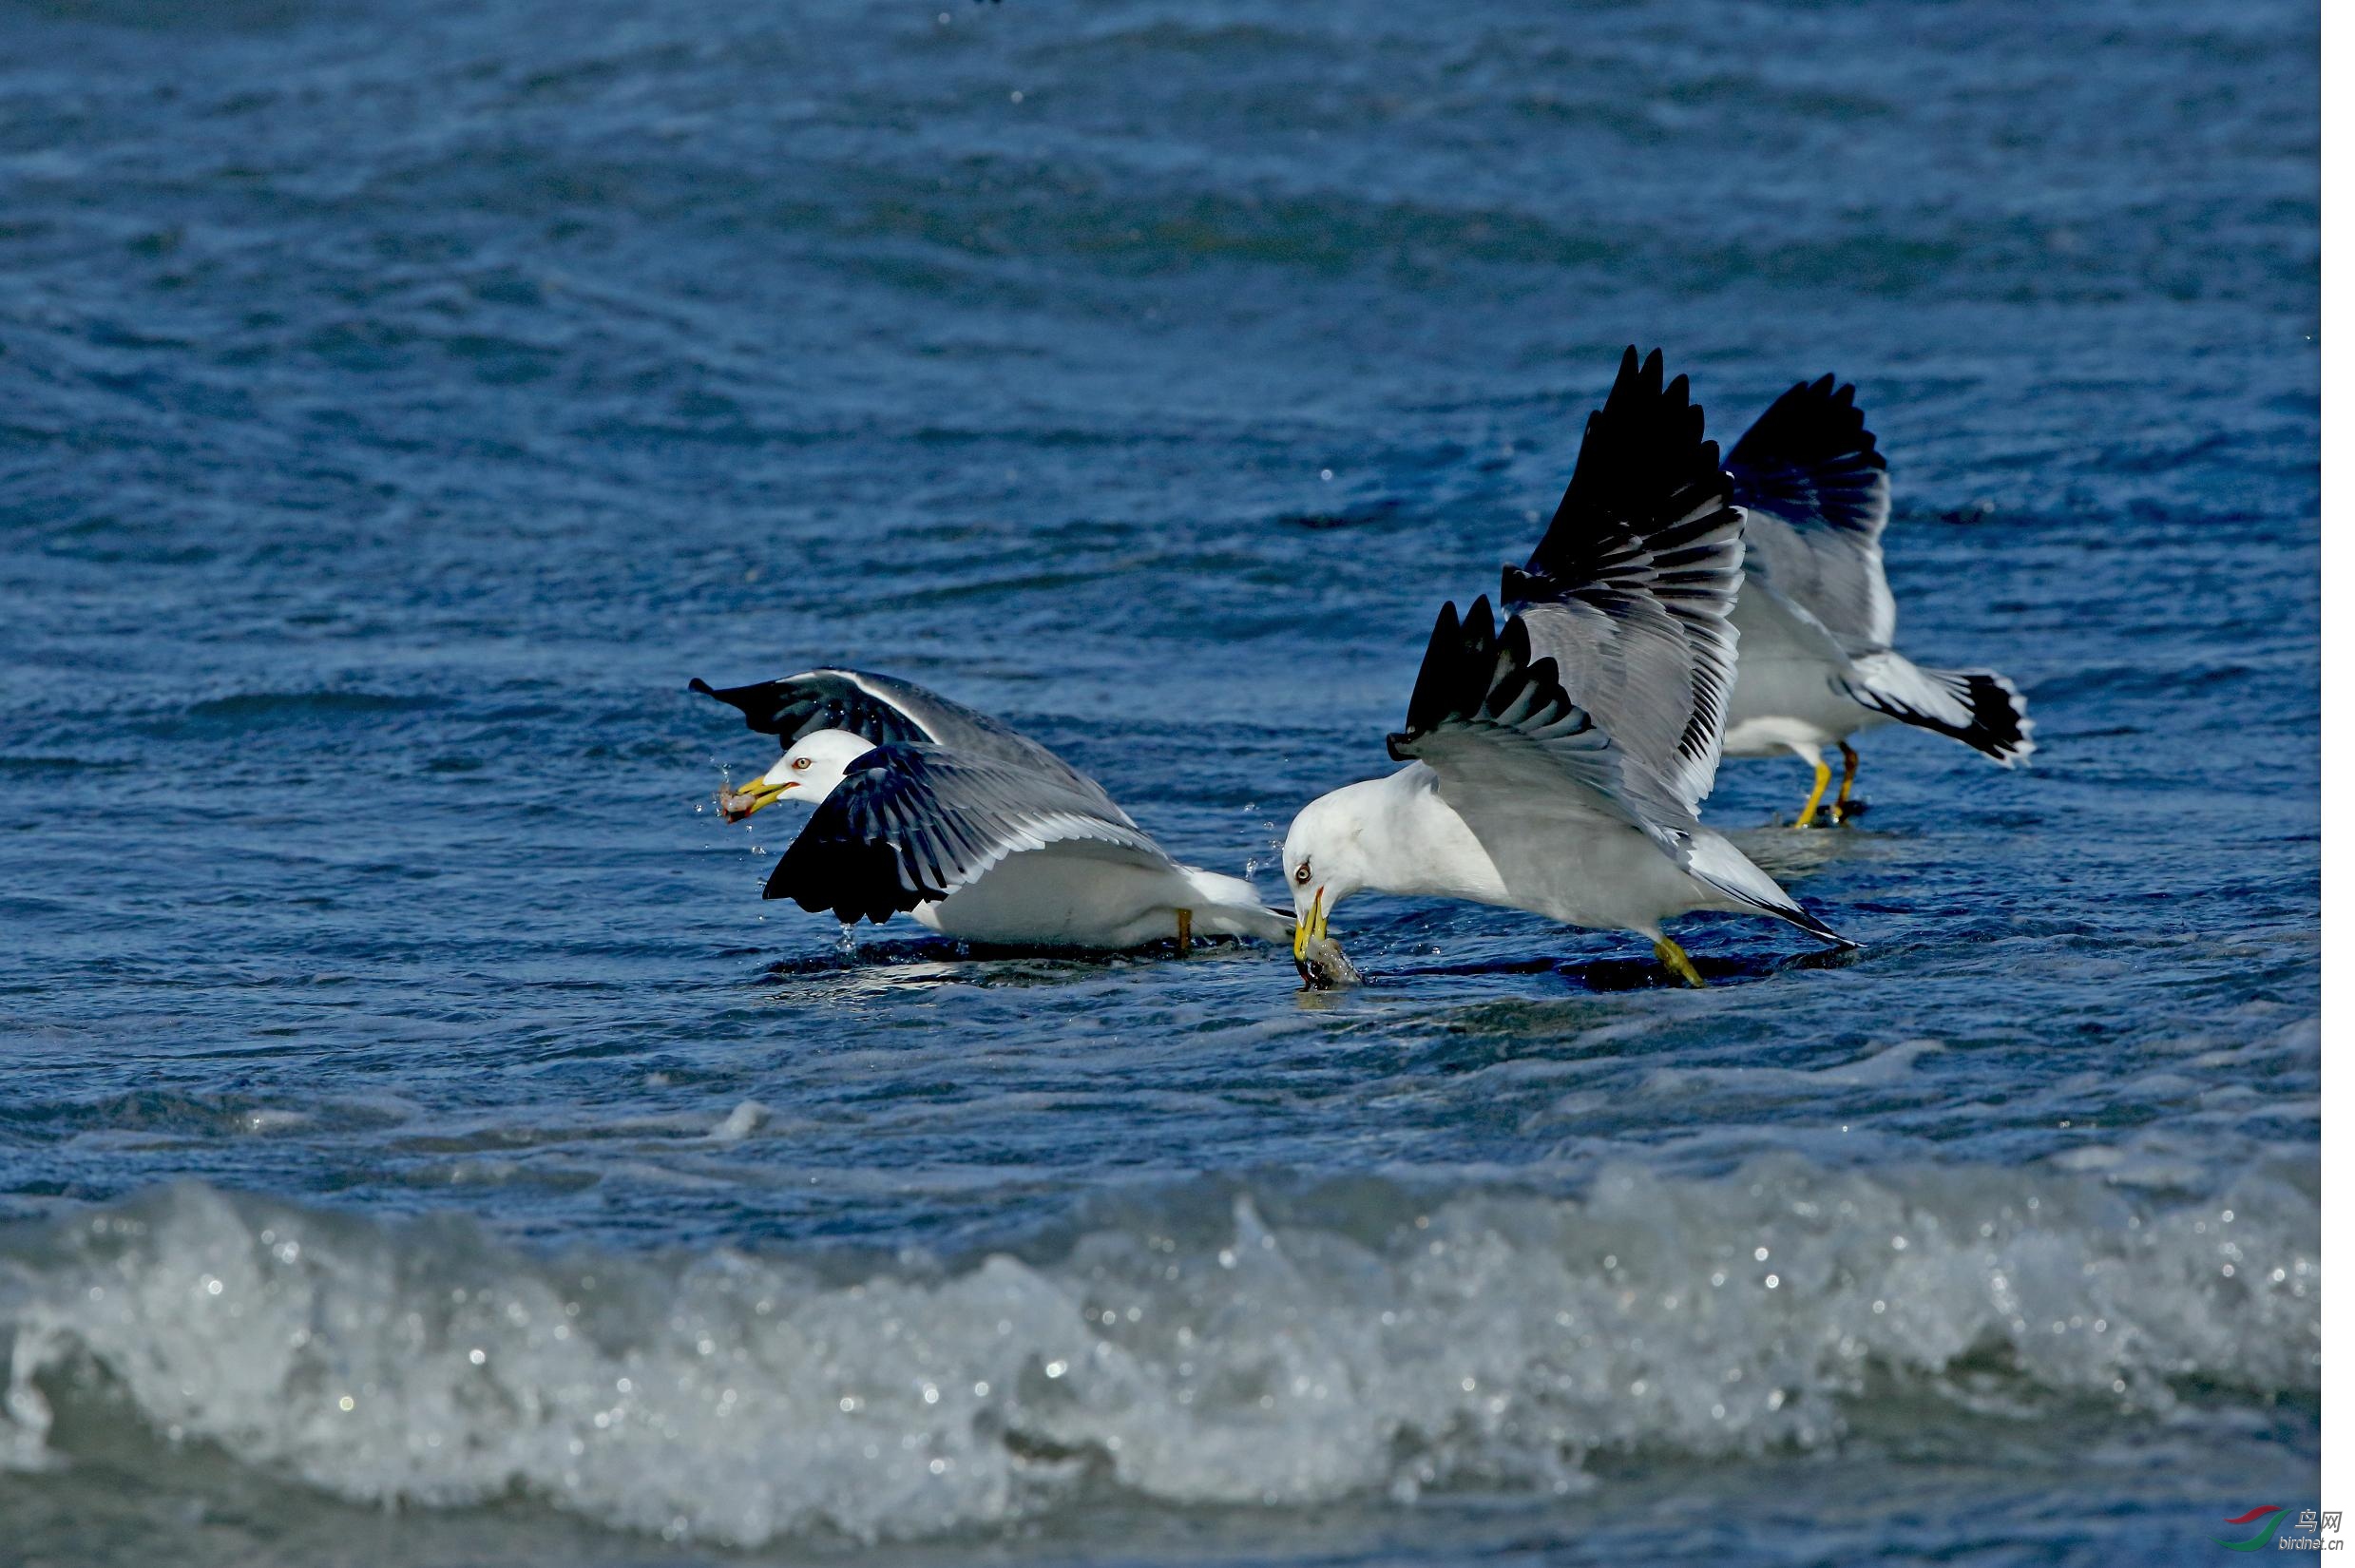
[0,0,2319,1562]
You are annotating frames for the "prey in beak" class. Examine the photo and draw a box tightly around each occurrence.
[1292,889,1361,990]
[714,730,871,823]
[717,774,795,823]
[1295,930,1362,990]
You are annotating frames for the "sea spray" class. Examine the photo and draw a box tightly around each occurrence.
[0,1156,2316,1547]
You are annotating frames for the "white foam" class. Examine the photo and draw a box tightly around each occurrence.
[706,1100,770,1143]
[0,1158,2317,1547]
[1642,1039,1945,1097]
[238,1110,315,1136]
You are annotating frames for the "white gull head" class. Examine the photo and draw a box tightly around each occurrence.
[758,727,874,802]
[721,728,876,821]
[1281,779,1392,961]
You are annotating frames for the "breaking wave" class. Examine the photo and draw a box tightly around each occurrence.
[0,1158,2317,1546]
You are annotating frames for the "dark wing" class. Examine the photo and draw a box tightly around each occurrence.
[766,743,1172,925]
[1493,347,1745,814]
[1726,374,1896,651]
[691,666,1125,812]
[688,668,1033,757]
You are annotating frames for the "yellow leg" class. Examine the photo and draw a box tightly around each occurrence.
[1831,742,1861,824]
[1654,936,1706,988]
[1792,759,1832,829]
[1175,908,1193,951]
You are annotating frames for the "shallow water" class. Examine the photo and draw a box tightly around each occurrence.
[0,0,2319,1562]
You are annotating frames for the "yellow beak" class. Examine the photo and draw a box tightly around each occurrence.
[719,774,795,822]
[1292,888,1327,961]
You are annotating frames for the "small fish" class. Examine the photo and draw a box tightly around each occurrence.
[1294,930,1362,990]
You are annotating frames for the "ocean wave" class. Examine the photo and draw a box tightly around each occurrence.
[0,1159,2315,1546]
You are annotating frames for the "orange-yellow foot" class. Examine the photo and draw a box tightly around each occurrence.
[1654,937,1706,988]
[1830,741,1861,825]
[1791,759,1833,829]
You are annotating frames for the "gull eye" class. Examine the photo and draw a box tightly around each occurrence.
[1292,861,1312,887]
[791,756,813,771]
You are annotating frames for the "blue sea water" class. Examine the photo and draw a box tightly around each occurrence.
[0,0,2319,1562]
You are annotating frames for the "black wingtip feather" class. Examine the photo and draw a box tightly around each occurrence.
[1722,374,1891,545]
[1527,347,1731,584]
[1778,898,1854,949]
[1389,594,1599,763]
[690,670,936,746]
[1727,374,1886,474]
[692,675,802,736]
[691,676,763,722]
[1400,598,1480,746]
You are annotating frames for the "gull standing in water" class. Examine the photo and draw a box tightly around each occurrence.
[694,670,1288,949]
[1719,374,2034,826]
[1281,348,1849,988]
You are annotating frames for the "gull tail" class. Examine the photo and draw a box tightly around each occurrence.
[1686,830,1855,949]
[1842,652,2035,766]
[1179,866,1293,944]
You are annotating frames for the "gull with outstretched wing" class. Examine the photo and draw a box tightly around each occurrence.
[1280,349,1849,987]
[1719,375,2033,826]
[695,669,1288,950]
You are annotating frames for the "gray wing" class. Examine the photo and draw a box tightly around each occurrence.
[1726,375,1896,652]
[1386,598,1698,856]
[1731,562,1853,672]
[1496,347,1746,815]
[766,743,1173,926]
[1381,602,1847,947]
[690,667,1128,818]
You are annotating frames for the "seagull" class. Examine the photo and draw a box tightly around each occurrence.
[1280,348,1849,988]
[1719,374,2034,827]
[692,669,1289,950]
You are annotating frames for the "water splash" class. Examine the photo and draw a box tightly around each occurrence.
[0,1158,2316,1546]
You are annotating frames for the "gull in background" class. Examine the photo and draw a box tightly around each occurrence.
[1280,348,1850,988]
[694,670,1288,950]
[1719,375,2034,826]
